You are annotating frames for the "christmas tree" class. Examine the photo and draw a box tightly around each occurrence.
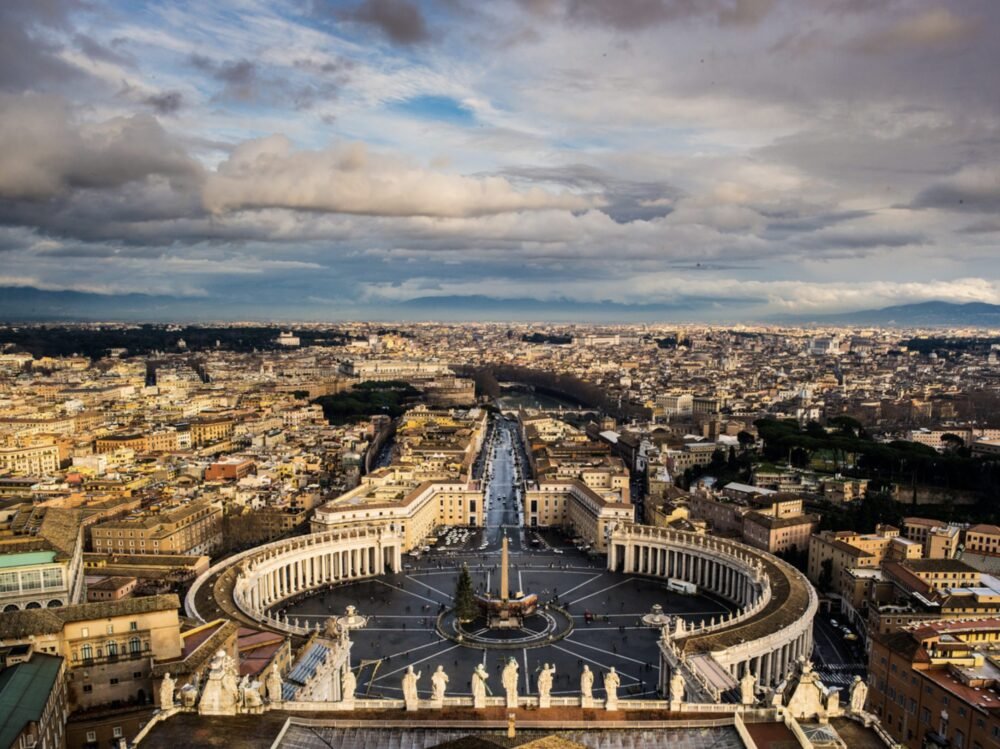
[454,564,478,623]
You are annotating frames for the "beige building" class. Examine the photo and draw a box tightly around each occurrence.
[0,594,183,710]
[807,525,904,607]
[94,434,149,455]
[189,416,235,446]
[90,498,222,556]
[902,517,961,558]
[965,523,1000,555]
[0,443,61,475]
[85,576,138,602]
[742,509,818,556]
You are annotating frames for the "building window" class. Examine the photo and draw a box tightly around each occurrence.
[110,678,120,685]
[108,641,118,657]
[83,684,93,693]
[86,731,97,742]
[81,644,93,661]
[21,571,41,590]
[0,572,18,593]
[130,621,138,631]
[129,637,141,654]
[113,727,123,738]
[42,569,62,588]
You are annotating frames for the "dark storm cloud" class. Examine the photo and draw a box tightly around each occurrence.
[518,0,776,29]
[0,1,87,92]
[190,55,341,109]
[143,91,184,115]
[762,209,873,234]
[0,94,201,204]
[334,0,430,45]
[911,169,1000,213]
[73,33,134,66]
[191,55,259,102]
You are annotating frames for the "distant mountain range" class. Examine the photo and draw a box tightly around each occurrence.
[776,301,1000,327]
[3,286,1000,327]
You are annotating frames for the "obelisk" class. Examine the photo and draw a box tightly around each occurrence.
[500,536,510,601]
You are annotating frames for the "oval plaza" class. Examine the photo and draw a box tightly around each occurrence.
[186,407,817,710]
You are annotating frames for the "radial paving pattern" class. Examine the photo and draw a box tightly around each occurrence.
[277,415,734,700]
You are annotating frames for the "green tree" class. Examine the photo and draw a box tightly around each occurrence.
[737,430,755,452]
[454,564,478,622]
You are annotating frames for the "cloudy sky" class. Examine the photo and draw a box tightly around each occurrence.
[1,0,999,321]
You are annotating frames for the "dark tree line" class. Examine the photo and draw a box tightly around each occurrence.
[453,364,651,422]
[313,381,421,425]
[755,417,1000,503]
[1,324,356,360]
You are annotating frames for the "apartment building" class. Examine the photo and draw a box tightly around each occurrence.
[868,618,1000,749]
[965,524,1000,556]
[189,415,235,446]
[903,517,962,559]
[0,594,183,710]
[0,443,61,475]
[90,498,222,556]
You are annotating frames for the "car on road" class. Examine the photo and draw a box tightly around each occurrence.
[829,618,839,628]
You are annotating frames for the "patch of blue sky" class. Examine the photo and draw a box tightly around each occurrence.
[391,95,476,126]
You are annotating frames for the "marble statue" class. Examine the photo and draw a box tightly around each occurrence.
[670,670,685,704]
[472,663,489,708]
[159,672,175,710]
[341,667,357,706]
[431,665,449,705]
[199,650,240,716]
[242,678,263,711]
[849,675,868,714]
[265,665,283,703]
[580,665,594,708]
[402,665,421,711]
[604,668,621,711]
[537,663,556,708]
[502,657,519,708]
[238,674,250,706]
[222,653,240,700]
[740,670,757,706]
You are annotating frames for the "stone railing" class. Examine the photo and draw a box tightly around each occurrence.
[611,524,773,632]
[614,523,817,692]
[186,524,401,633]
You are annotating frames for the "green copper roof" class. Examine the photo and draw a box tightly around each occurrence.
[0,551,56,569]
[0,653,63,748]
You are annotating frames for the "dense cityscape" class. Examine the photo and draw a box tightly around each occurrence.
[2,323,1000,747]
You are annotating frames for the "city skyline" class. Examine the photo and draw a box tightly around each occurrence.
[1,0,999,321]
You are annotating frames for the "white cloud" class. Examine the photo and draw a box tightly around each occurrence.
[202,135,596,218]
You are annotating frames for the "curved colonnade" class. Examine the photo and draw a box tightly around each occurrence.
[188,521,815,703]
[186,526,403,636]
[608,524,817,697]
